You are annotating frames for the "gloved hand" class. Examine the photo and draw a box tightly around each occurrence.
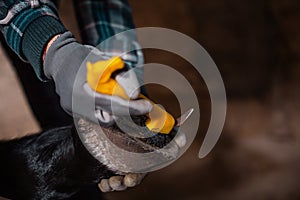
[43,32,152,125]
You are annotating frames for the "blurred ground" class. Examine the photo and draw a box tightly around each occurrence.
[1,0,300,200]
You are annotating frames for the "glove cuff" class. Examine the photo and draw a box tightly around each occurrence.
[22,16,67,80]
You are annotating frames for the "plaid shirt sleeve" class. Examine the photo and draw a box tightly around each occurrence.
[73,0,144,70]
[0,0,143,80]
[0,0,66,79]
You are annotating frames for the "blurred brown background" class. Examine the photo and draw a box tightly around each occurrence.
[1,0,300,199]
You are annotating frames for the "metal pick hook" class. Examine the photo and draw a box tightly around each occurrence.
[176,108,194,127]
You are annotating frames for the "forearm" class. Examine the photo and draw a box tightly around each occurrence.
[0,0,66,80]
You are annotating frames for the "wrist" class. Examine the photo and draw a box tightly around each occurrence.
[43,34,62,62]
[43,31,90,79]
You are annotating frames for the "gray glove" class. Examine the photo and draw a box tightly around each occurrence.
[44,32,152,125]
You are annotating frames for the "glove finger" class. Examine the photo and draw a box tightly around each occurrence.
[98,179,112,192]
[95,108,115,126]
[96,94,153,116]
[72,84,115,126]
[123,173,146,187]
[84,83,153,116]
[173,130,187,148]
[108,176,127,191]
[115,68,140,99]
[127,98,153,115]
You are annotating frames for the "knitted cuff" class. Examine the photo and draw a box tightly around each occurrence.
[2,2,66,80]
[22,16,66,80]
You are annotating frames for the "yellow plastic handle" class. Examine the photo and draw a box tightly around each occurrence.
[139,95,175,134]
[86,56,129,99]
[86,56,175,134]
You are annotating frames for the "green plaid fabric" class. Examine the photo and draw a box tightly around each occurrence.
[0,0,142,79]
[0,0,66,79]
[74,0,143,68]
[0,0,64,58]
